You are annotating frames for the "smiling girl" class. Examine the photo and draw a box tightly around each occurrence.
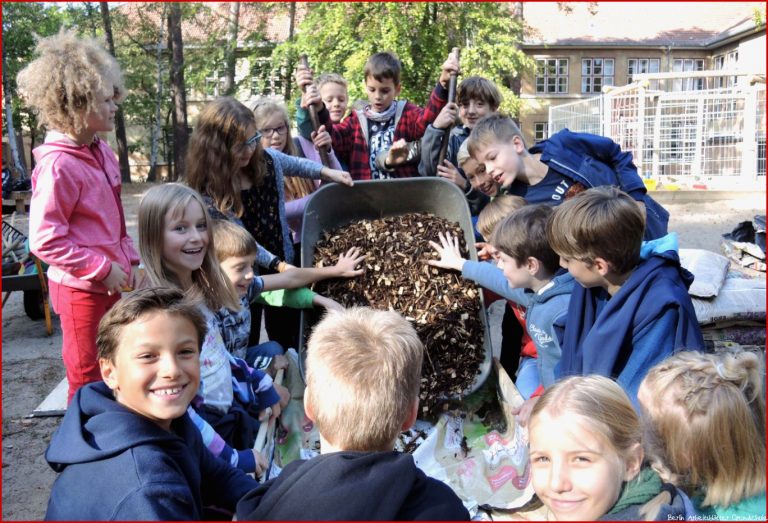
[17,30,142,403]
[527,375,696,521]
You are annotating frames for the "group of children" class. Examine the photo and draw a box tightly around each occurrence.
[17,30,765,520]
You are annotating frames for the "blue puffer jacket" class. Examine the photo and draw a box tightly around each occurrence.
[529,129,670,240]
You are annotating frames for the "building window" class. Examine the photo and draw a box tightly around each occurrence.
[581,58,614,94]
[627,58,660,88]
[714,50,738,88]
[536,59,569,94]
[673,59,705,91]
[205,72,226,97]
[534,122,548,142]
[250,59,285,97]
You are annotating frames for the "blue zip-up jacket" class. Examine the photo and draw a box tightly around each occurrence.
[45,382,257,521]
[419,124,489,215]
[462,261,574,388]
[529,129,669,240]
[559,233,704,404]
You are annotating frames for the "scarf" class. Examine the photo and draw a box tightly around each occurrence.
[363,102,397,123]
[607,467,663,515]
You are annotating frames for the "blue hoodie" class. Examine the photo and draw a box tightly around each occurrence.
[462,261,574,388]
[45,381,257,521]
[528,129,670,241]
[559,233,704,404]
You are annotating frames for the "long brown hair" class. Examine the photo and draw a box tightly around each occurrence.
[185,97,267,218]
[252,100,316,201]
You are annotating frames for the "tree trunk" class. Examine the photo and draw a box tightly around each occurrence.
[282,2,297,101]
[2,46,27,179]
[510,2,523,100]
[223,2,240,96]
[84,2,99,37]
[168,3,189,181]
[100,2,132,183]
[148,5,166,183]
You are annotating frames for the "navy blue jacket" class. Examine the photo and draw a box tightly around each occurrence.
[236,450,470,520]
[559,234,704,403]
[529,129,670,240]
[45,382,257,520]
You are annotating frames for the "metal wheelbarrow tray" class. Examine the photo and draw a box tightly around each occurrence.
[298,178,492,397]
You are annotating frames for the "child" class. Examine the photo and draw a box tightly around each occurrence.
[296,50,460,180]
[420,76,502,216]
[458,139,499,200]
[429,204,574,399]
[639,351,766,519]
[44,287,258,520]
[295,72,350,169]
[17,30,142,403]
[547,186,704,404]
[475,195,533,381]
[466,113,670,240]
[236,307,470,520]
[212,218,364,363]
[186,97,353,351]
[138,183,282,475]
[527,375,696,521]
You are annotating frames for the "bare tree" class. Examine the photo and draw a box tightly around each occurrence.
[282,2,297,102]
[2,45,27,179]
[99,2,131,183]
[167,3,189,181]
[222,2,240,96]
[148,4,167,183]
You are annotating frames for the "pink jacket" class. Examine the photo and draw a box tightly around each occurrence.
[29,132,140,294]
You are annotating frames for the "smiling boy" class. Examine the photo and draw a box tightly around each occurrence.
[44,288,257,520]
[466,113,670,241]
[296,50,459,180]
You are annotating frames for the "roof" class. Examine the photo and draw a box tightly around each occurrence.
[521,2,765,48]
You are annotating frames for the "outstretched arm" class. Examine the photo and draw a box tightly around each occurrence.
[261,247,366,291]
[427,231,468,272]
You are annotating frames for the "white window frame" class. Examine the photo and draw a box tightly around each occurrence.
[536,58,569,94]
[581,58,614,94]
[627,58,660,89]
[534,122,548,142]
[672,58,705,91]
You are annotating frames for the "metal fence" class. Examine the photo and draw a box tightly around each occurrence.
[549,71,766,187]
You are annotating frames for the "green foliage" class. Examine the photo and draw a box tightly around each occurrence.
[274,2,533,115]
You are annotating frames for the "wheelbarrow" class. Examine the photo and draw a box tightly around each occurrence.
[297,177,492,396]
[2,220,53,335]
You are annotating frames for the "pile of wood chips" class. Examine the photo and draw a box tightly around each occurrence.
[311,212,486,415]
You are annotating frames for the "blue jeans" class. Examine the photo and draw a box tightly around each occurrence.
[244,340,284,370]
[515,356,541,400]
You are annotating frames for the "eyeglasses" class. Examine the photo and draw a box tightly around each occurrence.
[259,124,288,137]
[242,132,262,150]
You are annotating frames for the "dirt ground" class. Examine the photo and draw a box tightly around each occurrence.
[1,183,764,520]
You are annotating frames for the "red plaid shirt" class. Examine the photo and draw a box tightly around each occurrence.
[318,83,448,180]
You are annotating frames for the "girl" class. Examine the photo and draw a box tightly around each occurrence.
[639,351,766,519]
[186,97,352,351]
[17,30,141,403]
[527,375,696,521]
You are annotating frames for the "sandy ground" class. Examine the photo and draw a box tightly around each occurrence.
[1,183,764,520]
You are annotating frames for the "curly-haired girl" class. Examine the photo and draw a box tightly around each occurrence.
[17,30,141,403]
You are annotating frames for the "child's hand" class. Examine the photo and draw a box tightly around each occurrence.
[511,396,540,427]
[433,102,458,130]
[311,125,332,150]
[301,85,322,110]
[436,159,467,191]
[475,242,497,261]
[271,354,289,372]
[334,247,367,277]
[295,64,314,90]
[275,383,291,409]
[313,294,344,312]
[439,48,461,89]
[253,449,269,478]
[385,139,410,167]
[428,231,467,272]
[126,264,147,291]
[259,401,282,424]
[103,262,128,296]
[320,167,354,187]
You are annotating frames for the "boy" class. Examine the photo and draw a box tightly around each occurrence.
[429,204,574,399]
[547,186,704,403]
[296,50,460,180]
[236,307,470,520]
[295,72,350,170]
[44,288,258,520]
[212,219,351,365]
[458,139,499,200]
[466,113,670,240]
[420,76,502,216]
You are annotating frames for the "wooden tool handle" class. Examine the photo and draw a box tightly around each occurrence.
[300,54,331,167]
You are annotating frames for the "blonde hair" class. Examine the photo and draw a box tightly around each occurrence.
[185,97,268,219]
[305,307,423,451]
[467,113,524,159]
[16,29,125,135]
[640,351,766,507]
[546,186,645,274]
[138,183,240,312]
[476,194,527,239]
[252,100,315,202]
[211,219,257,261]
[316,73,348,92]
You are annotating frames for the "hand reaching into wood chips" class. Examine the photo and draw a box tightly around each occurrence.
[428,231,467,272]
